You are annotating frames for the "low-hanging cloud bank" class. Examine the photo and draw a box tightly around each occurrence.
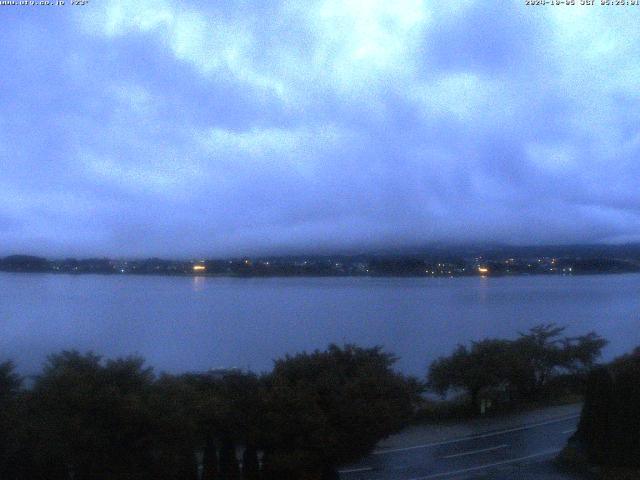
[1,1,640,257]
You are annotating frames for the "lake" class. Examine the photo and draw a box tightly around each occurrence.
[1,272,639,377]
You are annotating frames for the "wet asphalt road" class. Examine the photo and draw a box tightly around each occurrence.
[339,413,580,480]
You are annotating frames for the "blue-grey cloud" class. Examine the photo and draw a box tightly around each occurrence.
[1,0,640,257]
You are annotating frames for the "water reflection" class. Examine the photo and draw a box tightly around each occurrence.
[192,275,206,292]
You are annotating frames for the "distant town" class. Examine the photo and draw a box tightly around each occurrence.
[2,244,640,277]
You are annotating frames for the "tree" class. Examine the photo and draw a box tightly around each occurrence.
[0,360,21,400]
[168,369,266,480]
[560,332,608,375]
[608,347,640,466]
[28,351,163,480]
[428,340,515,409]
[263,344,422,479]
[428,325,607,407]
[574,347,640,467]
[514,324,566,395]
[515,324,606,398]
[155,373,220,479]
[211,372,263,480]
[0,361,22,478]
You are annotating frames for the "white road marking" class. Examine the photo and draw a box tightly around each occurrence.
[562,429,576,434]
[440,444,508,459]
[338,467,374,474]
[373,414,579,455]
[405,449,561,480]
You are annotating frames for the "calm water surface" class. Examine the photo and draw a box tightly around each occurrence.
[1,273,638,376]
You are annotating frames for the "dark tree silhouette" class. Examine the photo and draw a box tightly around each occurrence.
[27,351,167,480]
[0,361,22,478]
[428,340,514,409]
[428,325,607,408]
[263,344,422,478]
[574,347,640,468]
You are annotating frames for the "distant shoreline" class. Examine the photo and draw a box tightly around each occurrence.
[1,269,639,279]
[2,248,639,278]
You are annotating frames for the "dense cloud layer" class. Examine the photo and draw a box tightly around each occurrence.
[1,1,640,257]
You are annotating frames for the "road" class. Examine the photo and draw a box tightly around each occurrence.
[339,409,581,480]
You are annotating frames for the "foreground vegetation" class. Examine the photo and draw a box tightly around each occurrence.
[0,325,615,479]
[427,324,606,414]
[559,346,640,478]
[0,345,421,480]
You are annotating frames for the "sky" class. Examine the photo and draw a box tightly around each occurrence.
[1,0,640,257]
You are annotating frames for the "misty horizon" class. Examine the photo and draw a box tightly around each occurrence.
[3,241,640,263]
